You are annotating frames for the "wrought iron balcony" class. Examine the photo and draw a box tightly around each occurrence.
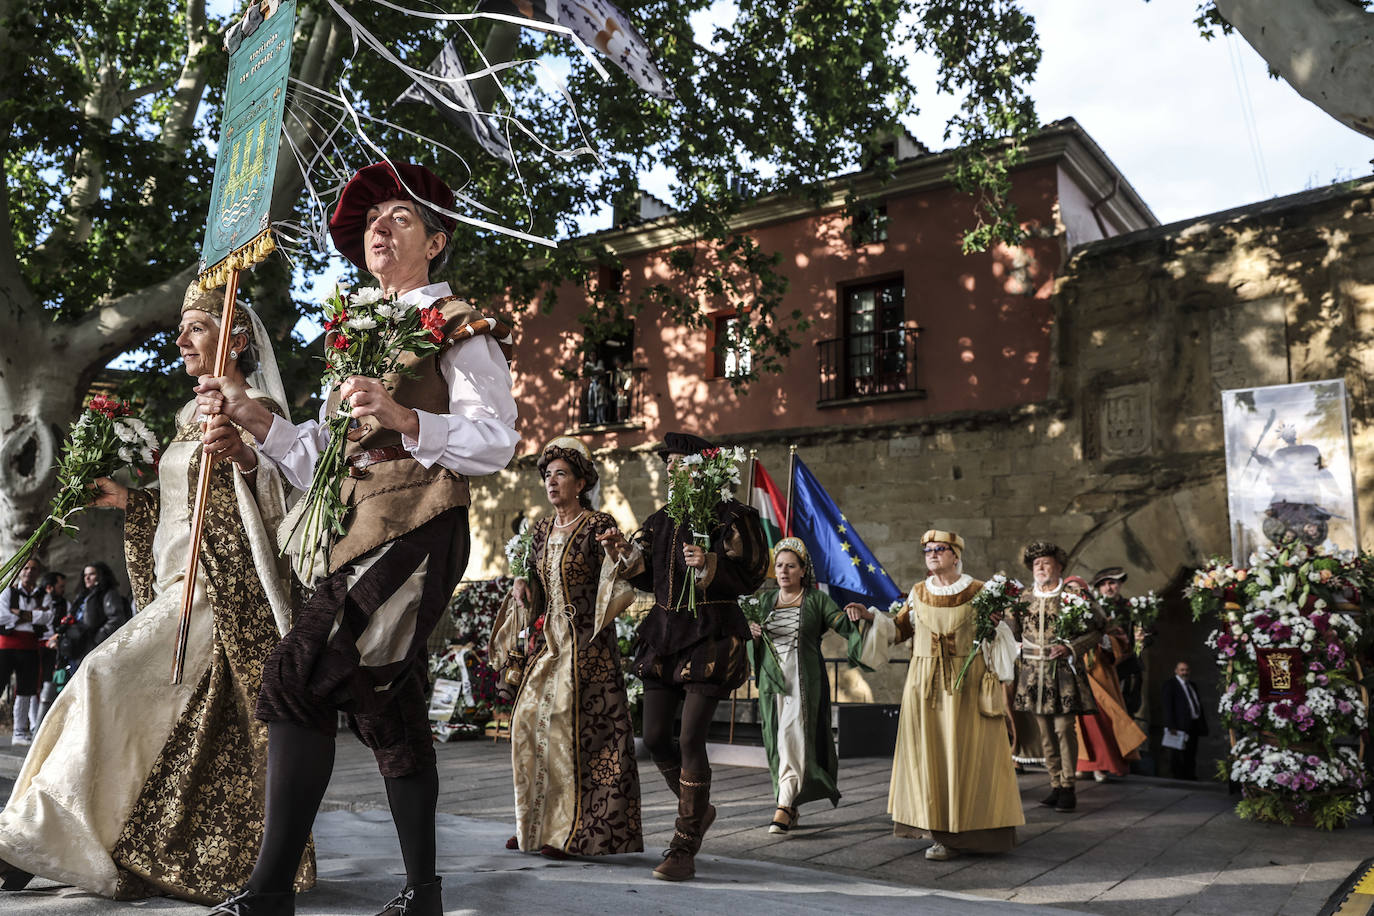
[816,328,922,404]
[568,366,645,430]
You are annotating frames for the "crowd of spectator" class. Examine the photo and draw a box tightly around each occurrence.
[1,558,132,744]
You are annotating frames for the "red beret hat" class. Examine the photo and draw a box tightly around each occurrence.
[328,161,457,270]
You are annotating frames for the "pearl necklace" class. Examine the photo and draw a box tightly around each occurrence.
[553,510,586,529]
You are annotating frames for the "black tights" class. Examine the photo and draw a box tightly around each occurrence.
[246,721,335,894]
[640,685,719,774]
[245,721,439,894]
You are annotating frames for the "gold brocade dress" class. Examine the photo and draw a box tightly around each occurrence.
[862,576,1024,852]
[498,513,642,856]
[0,398,314,902]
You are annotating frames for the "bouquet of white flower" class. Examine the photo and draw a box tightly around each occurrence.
[0,394,157,586]
[284,285,447,581]
[738,593,783,671]
[663,445,745,614]
[505,524,534,579]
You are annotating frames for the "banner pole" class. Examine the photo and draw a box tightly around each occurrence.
[785,444,797,538]
[171,268,240,684]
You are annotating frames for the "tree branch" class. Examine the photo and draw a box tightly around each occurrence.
[121,76,175,110]
[33,62,124,261]
[160,0,210,154]
[0,156,36,334]
[1215,0,1374,138]
[63,263,198,369]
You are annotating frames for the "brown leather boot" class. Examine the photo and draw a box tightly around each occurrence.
[653,767,712,881]
[654,760,716,835]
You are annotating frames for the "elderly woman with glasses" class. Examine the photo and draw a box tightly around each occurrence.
[745,537,869,835]
[846,530,1023,861]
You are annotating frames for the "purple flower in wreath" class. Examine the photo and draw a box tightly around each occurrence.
[1273,702,1293,721]
[1306,754,1322,767]
[1327,643,1346,664]
[1317,674,1329,686]
[1338,700,1354,715]
[1300,773,1317,791]
[1275,772,1293,788]
[1243,704,1263,723]
[1272,623,1293,642]
[1296,704,1312,719]
[1309,660,1324,671]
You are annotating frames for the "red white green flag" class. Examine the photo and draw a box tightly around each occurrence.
[750,460,787,548]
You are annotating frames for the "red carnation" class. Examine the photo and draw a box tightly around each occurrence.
[330,334,350,350]
[323,309,348,333]
[701,447,720,459]
[418,306,446,343]
[87,394,128,418]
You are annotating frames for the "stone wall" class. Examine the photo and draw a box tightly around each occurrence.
[467,177,1374,773]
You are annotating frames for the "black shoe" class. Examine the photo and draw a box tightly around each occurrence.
[0,858,33,892]
[1055,789,1077,812]
[376,877,443,916]
[207,889,295,916]
[1039,787,1061,808]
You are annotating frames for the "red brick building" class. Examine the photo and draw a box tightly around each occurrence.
[506,118,1155,455]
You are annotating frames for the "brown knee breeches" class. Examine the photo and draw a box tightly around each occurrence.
[257,507,469,777]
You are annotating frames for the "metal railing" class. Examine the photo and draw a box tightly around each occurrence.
[568,366,645,429]
[817,327,919,403]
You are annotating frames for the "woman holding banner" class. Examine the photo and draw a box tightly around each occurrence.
[0,284,313,902]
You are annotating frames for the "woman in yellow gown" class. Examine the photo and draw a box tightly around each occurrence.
[846,529,1024,860]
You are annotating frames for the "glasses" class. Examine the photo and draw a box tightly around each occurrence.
[922,544,951,555]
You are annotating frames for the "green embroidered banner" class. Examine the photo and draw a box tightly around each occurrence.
[199,0,297,288]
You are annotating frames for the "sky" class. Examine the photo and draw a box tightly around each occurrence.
[904,0,1374,226]
[162,0,1374,358]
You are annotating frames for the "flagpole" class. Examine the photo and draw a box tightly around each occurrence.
[171,269,239,684]
[785,444,797,538]
[732,447,760,747]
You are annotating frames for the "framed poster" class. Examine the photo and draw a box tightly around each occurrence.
[1221,379,1359,563]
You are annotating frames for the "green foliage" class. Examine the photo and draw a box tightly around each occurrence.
[1235,792,1296,826]
[5,0,219,316]
[4,0,1044,399]
[1237,790,1360,831]
[911,0,1040,252]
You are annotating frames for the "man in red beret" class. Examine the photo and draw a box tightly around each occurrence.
[199,160,518,916]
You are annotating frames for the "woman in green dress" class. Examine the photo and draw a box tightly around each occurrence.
[746,537,869,834]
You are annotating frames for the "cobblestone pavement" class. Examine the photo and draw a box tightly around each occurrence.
[1,736,1369,914]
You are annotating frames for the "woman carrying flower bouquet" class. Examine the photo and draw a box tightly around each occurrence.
[0,284,314,903]
[598,431,769,882]
[745,537,869,835]
[489,437,642,859]
[846,530,1023,860]
[197,161,518,916]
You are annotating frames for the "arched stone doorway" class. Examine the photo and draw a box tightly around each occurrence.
[1065,481,1231,779]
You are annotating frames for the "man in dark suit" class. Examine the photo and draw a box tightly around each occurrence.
[1162,661,1208,779]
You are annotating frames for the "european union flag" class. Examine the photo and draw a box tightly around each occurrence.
[789,456,904,609]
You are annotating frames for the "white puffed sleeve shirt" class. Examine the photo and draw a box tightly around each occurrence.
[259,282,519,492]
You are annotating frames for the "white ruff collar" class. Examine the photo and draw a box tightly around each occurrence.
[1033,580,1064,598]
[925,573,973,596]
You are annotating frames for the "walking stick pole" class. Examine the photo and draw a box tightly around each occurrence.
[171,269,240,684]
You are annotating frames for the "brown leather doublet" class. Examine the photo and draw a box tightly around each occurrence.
[325,295,490,572]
